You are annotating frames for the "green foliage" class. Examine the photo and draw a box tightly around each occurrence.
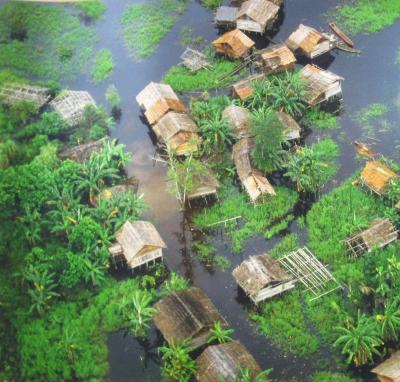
[75,0,106,20]
[105,84,121,108]
[160,339,197,382]
[201,0,223,10]
[179,25,205,47]
[0,3,96,81]
[164,272,190,293]
[355,103,388,124]
[230,367,272,382]
[208,321,234,344]
[331,0,400,34]
[200,115,235,154]
[375,297,400,342]
[311,372,360,382]
[304,107,338,130]
[121,0,189,59]
[91,48,114,83]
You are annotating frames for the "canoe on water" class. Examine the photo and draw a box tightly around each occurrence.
[334,42,361,54]
[328,22,354,48]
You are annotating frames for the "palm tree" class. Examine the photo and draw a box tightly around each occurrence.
[101,139,132,169]
[208,321,234,344]
[19,207,42,246]
[82,258,106,288]
[334,311,383,367]
[200,116,235,153]
[375,297,400,342]
[233,367,272,382]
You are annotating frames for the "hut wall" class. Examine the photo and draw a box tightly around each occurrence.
[236,19,264,34]
[310,40,331,59]
[254,280,296,303]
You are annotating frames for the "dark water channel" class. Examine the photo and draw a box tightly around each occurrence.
[65,0,400,380]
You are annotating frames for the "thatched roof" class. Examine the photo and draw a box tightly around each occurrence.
[371,351,400,382]
[299,64,343,106]
[59,139,105,163]
[212,29,255,59]
[153,287,227,349]
[0,83,51,108]
[360,161,399,195]
[232,73,265,101]
[180,48,210,72]
[215,6,238,25]
[50,90,95,126]
[114,221,166,266]
[286,24,330,55]
[136,82,179,111]
[276,110,301,140]
[232,255,292,300]
[196,341,262,382]
[96,180,139,204]
[145,98,187,126]
[188,169,220,200]
[236,0,279,29]
[260,44,296,74]
[222,105,252,138]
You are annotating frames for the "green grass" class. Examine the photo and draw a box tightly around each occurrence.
[355,103,388,124]
[192,184,299,253]
[201,0,223,10]
[121,0,189,59]
[164,57,246,92]
[311,372,360,382]
[331,0,400,34]
[91,49,114,83]
[0,3,96,81]
[304,107,339,130]
[75,0,106,20]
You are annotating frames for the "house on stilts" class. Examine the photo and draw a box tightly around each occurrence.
[360,161,399,196]
[153,287,227,350]
[232,73,265,101]
[59,138,106,163]
[196,341,262,382]
[371,351,400,382]
[0,83,51,109]
[259,43,297,74]
[108,220,166,270]
[215,6,238,28]
[212,29,255,59]
[222,104,252,139]
[187,169,220,202]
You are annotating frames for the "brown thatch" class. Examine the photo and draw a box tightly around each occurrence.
[360,161,399,195]
[196,341,262,382]
[344,219,398,258]
[144,98,187,126]
[232,138,276,202]
[232,255,294,303]
[222,104,252,138]
[110,221,166,269]
[215,6,238,27]
[188,169,220,200]
[236,0,280,33]
[50,90,95,126]
[260,44,296,74]
[60,139,105,163]
[276,110,301,140]
[371,351,400,382]
[286,24,332,59]
[153,287,227,349]
[136,82,179,111]
[232,73,265,101]
[212,29,255,59]
[153,111,200,155]
[0,83,50,108]
[299,64,343,106]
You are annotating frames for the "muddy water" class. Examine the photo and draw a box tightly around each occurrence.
[66,0,400,380]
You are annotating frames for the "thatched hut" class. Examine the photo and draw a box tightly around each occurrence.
[215,6,238,28]
[196,341,262,382]
[0,83,51,109]
[259,44,297,74]
[136,82,186,125]
[276,110,301,140]
[95,179,139,205]
[59,139,105,163]
[108,221,166,269]
[153,111,200,156]
[236,0,280,34]
[232,73,265,101]
[188,170,220,201]
[232,255,295,304]
[212,29,255,59]
[299,64,343,106]
[222,104,252,138]
[371,351,400,382]
[360,161,399,195]
[232,138,276,203]
[286,24,332,59]
[344,219,398,258]
[50,90,96,126]
[180,48,210,72]
[153,287,227,349]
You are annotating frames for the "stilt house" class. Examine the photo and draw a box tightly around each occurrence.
[196,341,262,382]
[215,6,238,28]
[188,169,220,201]
[59,139,106,163]
[222,104,252,139]
[232,73,265,101]
[360,161,399,195]
[0,83,50,109]
[344,219,398,258]
[108,221,166,269]
[153,112,200,156]
[136,82,186,125]
[371,351,400,382]
[212,29,255,59]
[236,0,280,34]
[259,44,297,74]
[153,287,228,350]
[232,138,276,203]
[276,110,301,140]
[232,255,296,304]
[286,24,332,59]
[299,64,343,106]
[50,90,96,126]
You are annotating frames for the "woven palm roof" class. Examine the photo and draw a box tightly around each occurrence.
[59,139,105,163]
[136,82,179,111]
[232,255,292,299]
[232,73,265,101]
[286,24,329,54]
[213,29,255,50]
[222,105,252,138]
[260,44,296,68]
[153,112,198,142]
[276,110,301,140]
[371,351,400,382]
[0,83,51,108]
[360,161,399,195]
[188,169,220,200]
[196,341,262,382]
[236,0,279,25]
[215,6,238,23]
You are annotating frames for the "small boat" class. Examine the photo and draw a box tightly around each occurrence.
[334,41,361,54]
[353,141,377,159]
[328,22,354,48]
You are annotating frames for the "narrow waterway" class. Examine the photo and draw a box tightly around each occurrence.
[66,1,400,380]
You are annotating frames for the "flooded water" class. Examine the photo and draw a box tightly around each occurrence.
[65,0,400,380]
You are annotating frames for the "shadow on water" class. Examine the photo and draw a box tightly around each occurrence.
[61,0,400,380]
